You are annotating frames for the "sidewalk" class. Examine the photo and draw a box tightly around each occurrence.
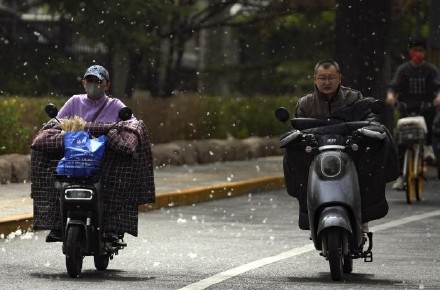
[0,156,284,235]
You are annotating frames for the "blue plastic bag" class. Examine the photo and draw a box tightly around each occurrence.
[56,131,106,176]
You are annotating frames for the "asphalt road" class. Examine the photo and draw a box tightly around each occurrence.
[1,181,440,289]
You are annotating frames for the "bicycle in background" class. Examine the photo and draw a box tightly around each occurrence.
[395,102,428,204]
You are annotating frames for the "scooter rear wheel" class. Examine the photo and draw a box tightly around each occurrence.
[327,228,343,281]
[65,226,84,278]
[94,254,110,271]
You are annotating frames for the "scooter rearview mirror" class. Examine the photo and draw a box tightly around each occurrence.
[118,107,133,121]
[275,107,290,123]
[45,103,59,119]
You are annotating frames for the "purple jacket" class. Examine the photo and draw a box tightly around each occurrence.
[57,94,129,122]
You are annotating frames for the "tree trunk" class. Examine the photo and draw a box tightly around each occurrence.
[335,0,391,99]
[429,0,440,68]
[111,44,130,98]
[198,0,239,97]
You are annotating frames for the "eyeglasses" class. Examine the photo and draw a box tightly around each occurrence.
[85,78,103,84]
[316,75,339,82]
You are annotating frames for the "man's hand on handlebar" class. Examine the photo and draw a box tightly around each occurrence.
[385,91,397,107]
[433,92,440,107]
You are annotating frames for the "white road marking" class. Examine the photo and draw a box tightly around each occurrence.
[178,209,440,290]
[369,209,440,232]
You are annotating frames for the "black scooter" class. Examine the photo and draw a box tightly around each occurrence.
[275,102,385,281]
[45,104,132,278]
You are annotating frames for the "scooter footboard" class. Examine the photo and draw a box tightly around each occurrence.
[316,206,352,236]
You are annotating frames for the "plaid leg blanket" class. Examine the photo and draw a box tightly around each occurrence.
[30,120,155,237]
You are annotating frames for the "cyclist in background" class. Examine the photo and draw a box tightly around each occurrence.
[385,37,440,189]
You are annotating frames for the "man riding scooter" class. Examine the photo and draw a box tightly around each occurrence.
[283,60,399,232]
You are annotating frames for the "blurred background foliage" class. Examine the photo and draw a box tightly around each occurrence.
[0,0,435,98]
[0,95,294,154]
[0,0,438,154]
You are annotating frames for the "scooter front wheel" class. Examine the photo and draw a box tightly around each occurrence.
[65,226,84,278]
[343,255,353,273]
[326,228,343,281]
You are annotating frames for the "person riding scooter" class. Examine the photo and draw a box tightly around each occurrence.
[283,60,399,232]
[30,65,155,243]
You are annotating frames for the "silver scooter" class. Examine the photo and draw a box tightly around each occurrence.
[275,100,385,281]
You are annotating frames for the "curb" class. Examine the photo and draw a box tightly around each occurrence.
[0,214,34,237]
[140,176,285,211]
[0,176,285,236]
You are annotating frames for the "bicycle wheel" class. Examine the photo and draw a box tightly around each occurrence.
[415,146,424,201]
[405,149,415,204]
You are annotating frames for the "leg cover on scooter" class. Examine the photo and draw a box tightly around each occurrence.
[349,135,396,222]
[283,147,315,230]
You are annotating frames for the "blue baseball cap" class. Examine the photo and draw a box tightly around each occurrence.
[83,65,110,81]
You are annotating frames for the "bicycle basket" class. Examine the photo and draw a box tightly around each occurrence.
[396,127,426,145]
[396,116,427,145]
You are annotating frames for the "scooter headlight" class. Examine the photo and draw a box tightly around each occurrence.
[320,154,342,178]
[65,189,94,200]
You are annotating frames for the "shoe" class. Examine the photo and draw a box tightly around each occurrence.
[392,176,404,191]
[104,231,119,242]
[46,229,62,242]
[362,222,369,233]
[298,211,310,230]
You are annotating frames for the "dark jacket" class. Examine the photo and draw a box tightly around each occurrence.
[295,85,363,118]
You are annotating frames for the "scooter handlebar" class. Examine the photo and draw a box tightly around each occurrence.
[281,119,384,149]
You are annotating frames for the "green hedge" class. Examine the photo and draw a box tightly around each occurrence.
[0,97,67,155]
[0,95,298,155]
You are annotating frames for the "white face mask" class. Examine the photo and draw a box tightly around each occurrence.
[85,83,105,99]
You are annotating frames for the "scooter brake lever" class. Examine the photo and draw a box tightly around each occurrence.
[346,134,361,151]
[303,134,318,150]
